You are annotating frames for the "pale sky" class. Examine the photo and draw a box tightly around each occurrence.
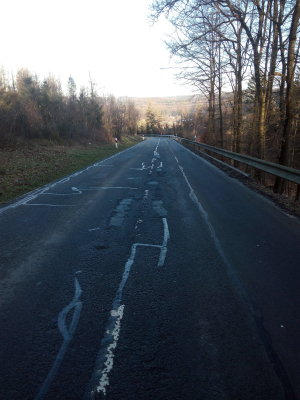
[1,0,194,97]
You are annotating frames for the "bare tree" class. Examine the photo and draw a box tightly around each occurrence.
[152,0,300,194]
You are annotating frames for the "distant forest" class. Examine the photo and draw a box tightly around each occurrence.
[0,69,140,145]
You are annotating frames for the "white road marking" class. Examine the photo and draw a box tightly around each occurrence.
[39,187,138,199]
[97,304,125,396]
[171,152,251,308]
[35,278,82,400]
[135,243,162,249]
[72,187,82,194]
[36,187,81,197]
[154,139,160,154]
[25,184,134,202]
[173,156,215,238]
[86,217,170,398]
[130,139,162,176]
[170,138,293,218]
[24,204,75,207]
[87,186,138,190]
[178,164,211,223]
[130,162,147,171]
[134,219,143,229]
[39,193,74,196]
[147,139,161,176]
[158,218,170,267]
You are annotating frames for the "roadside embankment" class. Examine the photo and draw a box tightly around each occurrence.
[0,136,141,204]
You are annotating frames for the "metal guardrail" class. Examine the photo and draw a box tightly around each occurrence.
[141,134,300,185]
[179,138,300,185]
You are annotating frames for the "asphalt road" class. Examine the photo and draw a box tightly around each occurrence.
[0,137,299,400]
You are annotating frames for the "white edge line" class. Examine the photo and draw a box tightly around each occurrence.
[171,139,296,219]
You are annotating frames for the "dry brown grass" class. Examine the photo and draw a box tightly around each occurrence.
[0,137,141,204]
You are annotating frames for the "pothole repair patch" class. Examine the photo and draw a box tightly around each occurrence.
[152,200,167,217]
[110,199,133,227]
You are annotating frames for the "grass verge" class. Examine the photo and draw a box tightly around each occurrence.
[0,136,141,204]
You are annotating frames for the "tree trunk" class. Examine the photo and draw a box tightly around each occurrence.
[265,0,279,122]
[218,44,224,148]
[274,0,300,193]
[235,28,243,155]
[208,53,216,143]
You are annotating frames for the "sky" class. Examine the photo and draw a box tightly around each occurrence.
[1,0,194,97]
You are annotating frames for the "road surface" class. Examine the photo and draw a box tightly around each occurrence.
[0,137,299,399]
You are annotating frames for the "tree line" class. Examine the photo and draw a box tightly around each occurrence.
[138,101,203,136]
[152,0,300,194]
[0,69,140,145]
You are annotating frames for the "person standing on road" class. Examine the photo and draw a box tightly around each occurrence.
[115,137,118,149]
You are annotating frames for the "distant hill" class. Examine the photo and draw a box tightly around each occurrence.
[121,95,206,124]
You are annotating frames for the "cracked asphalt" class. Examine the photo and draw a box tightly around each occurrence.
[0,137,299,399]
